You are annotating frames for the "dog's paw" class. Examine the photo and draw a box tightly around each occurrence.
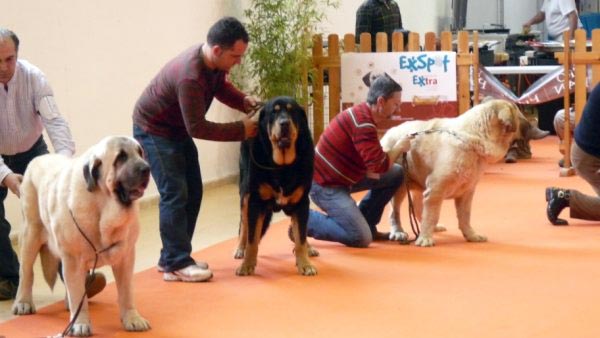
[415,235,435,247]
[308,245,320,257]
[298,264,318,276]
[69,323,92,337]
[233,248,245,259]
[434,225,447,232]
[122,310,151,332]
[235,264,255,276]
[12,301,36,315]
[465,233,488,242]
[389,230,409,242]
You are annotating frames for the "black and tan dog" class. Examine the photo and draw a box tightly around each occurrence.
[234,96,318,276]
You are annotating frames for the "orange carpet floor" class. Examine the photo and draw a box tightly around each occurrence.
[2,136,600,338]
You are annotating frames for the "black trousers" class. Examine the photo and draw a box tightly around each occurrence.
[0,137,48,284]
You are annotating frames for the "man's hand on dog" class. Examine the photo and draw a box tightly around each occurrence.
[243,96,260,138]
[386,134,414,164]
[243,96,260,115]
[2,173,23,198]
[393,135,413,152]
[242,116,258,138]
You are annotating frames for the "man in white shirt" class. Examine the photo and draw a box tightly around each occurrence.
[523,0,582,41]
[0,28,104,300]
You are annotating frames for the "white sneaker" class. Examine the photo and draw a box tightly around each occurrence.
[163,265,213,282]
[157,261,209,272]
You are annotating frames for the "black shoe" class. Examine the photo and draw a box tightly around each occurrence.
[546,187,570,226]
[505,149,518,163]
[0,279,18,301]
[85,272,106,299]
[529,126,550,140]
[545,187,562,202]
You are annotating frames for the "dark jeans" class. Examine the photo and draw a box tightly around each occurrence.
[0,137,49,284]
[307,163,403,247]
[133,125,202,272]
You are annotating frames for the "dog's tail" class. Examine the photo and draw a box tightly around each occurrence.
[39,244,60,290]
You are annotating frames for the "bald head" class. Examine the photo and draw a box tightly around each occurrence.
[0,28,19,52]
[0,28,18,85]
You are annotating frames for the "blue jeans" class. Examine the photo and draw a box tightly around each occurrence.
[133,125,202,272]
[307,164,403,248]
[0,137,49,284]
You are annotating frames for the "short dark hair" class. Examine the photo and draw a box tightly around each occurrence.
[366,75,402,105]
[0,28,19,52]
[207,17,249,50]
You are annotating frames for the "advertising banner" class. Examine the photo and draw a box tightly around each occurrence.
[478,65,580,105]
[341,52,458,129]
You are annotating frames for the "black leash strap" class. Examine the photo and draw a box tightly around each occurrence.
[399,128,476,241]
[55,209,113,337]
[402,153,421,241]
[248,138,282,171]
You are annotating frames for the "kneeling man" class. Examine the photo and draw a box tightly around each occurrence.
[307,76,411,247]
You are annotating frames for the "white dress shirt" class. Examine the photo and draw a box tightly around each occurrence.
[0,59,75,184]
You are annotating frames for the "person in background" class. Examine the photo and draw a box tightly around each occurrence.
[552,107,575,167]
[523,0,582,41]
[133,17,259,282]
[306,75,411,248]
[546,83,600,226]
[553,107,575,143]
[355,0,404,51]
[0,28,105,300]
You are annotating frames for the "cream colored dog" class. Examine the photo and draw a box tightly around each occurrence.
[380,99,520,246]
[12,136,151,336]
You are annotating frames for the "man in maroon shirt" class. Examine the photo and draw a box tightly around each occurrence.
[133,17,258,282]
[307,75,411,247]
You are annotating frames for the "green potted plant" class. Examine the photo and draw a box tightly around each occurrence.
[233,0,338,106]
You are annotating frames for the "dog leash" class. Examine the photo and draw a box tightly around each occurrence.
[248,139,284,171]
[54,209,116,337]
[407,128,466,142]
[407,128,486,155]
[399,129,457,241]
[401,153,421,242]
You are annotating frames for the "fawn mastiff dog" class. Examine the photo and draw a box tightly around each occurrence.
[380,99,520,247]
[12,136,151,336]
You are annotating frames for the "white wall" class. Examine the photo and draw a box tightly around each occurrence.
[1,0,245,230]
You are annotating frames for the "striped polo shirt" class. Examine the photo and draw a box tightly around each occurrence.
[314,102,389,187]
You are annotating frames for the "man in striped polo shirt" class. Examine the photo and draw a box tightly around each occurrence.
[307,75,411,248]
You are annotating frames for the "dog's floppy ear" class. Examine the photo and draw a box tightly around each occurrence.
[83,156,102,192]
[496,101,519,133]
[257,102,269,128]
[362,71,373,87]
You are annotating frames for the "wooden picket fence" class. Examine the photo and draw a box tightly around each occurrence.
[555,28,600,176]
[309,30,481,141]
